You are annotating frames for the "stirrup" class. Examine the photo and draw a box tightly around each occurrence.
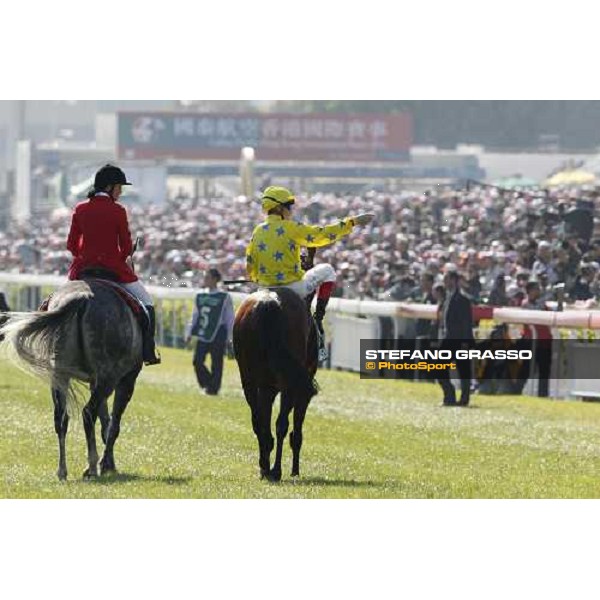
[313,314,327,361]
[144,347,162,366]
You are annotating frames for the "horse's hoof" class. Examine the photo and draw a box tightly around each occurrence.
[291,470,299,477]
[82,468,97,480]
[57,471,67,481]
[267,469,282,482]
[100,454,116,474]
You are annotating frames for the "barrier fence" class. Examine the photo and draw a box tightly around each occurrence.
[328,300,600,399]
[2,272,600,398]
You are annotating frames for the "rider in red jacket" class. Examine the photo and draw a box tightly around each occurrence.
[66,164,161,365]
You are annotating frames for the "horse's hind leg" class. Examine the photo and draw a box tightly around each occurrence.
[269,390,293,482]
[52,382,69,481]
[290,398,309,477]
[241,377,272,479]
[257,386,277,479]
[82,381,114,479]
[241,377,260,437]
[98,398,110,445]
[100,367,140,475]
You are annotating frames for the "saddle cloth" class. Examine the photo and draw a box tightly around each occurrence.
[39,278,145,321]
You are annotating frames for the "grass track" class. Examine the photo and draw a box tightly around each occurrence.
[1,347,600,498]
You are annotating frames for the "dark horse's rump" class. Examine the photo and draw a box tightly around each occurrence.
[236,288,317,394]
[234,287,318,481]
[0,279,144,480]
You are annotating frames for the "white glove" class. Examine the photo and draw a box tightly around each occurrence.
[351,213,375,226]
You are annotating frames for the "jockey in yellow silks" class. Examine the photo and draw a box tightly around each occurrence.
[246,186,374,360]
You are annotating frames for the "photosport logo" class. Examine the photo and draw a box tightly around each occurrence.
[360,339,533,379]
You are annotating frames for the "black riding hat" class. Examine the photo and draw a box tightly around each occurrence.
[94,164,132,190]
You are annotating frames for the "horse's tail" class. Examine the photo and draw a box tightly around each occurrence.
[0,296,89,409]
[254,293,318,398]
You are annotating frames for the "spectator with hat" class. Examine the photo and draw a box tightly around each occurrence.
[507,284,526,307]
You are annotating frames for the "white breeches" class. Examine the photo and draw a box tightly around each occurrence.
[279,263,336,297]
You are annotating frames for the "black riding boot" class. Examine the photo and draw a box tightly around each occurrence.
[314,297,329,361]
[143,305,161,366]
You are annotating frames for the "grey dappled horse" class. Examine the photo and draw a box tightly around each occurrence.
[0,279,143,480]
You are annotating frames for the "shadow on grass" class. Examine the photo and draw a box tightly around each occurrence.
[281,476,381,489]
[83,472,192,486]
[441,403,493,410]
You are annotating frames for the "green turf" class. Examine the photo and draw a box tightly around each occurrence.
[1,347,600,498]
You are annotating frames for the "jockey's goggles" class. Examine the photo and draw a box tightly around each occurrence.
[263,196,295,207]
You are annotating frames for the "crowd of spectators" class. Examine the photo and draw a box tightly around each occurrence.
[1,183,600,308]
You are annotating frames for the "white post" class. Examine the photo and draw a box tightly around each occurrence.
[13,140,32,221]
[240,146,255,198]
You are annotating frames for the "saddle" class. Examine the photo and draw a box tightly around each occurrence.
[39,269,146,326]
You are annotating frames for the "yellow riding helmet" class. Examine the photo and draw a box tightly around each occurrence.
[261,186,296,212]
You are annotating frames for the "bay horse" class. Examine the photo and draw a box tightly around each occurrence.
[234,285,319,482]
[0,277,144,480]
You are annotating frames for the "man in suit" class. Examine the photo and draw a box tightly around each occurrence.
[437,270,474,406]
